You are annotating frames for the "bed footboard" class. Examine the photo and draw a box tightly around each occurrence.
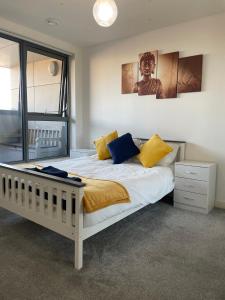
[0,163,85,270]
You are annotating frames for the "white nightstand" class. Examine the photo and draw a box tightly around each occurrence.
[174,161,216,214]
[70,149,96,159]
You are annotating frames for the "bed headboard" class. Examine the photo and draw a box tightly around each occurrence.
[135,138,186,162]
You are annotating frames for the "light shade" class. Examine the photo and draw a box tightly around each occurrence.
[93,0,118,27]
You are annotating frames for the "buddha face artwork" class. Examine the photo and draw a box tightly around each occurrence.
[121,51,159,96]
[139,51,157,77]
[135,51,160,96]
[121,50,202,99]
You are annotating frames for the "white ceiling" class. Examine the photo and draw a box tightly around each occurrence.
[0,0,224,47]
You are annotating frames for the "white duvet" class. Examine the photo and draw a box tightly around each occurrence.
[41,155,174,227]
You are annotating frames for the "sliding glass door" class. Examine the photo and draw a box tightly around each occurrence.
[0,33,69,163]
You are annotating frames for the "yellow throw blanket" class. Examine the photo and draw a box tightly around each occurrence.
[71,174,130,213]
[32,164,130,213]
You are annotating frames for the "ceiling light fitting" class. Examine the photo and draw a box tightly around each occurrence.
[93,0,118,27]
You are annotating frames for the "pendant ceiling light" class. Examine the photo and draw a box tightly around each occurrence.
[93,0,118,27]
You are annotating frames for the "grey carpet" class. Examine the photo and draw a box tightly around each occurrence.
[1,203,225,300]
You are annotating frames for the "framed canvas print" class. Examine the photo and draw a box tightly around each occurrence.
[134,51,159,96]
[156,52,179,99]
[121,62,138,94]
[177,55,203,93]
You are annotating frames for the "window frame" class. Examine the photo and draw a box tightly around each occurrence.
[0,31,70,163]
[24,43,69,118]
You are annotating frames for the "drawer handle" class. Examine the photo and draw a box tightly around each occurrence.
[183,196,194,201]
[185,171,197,175]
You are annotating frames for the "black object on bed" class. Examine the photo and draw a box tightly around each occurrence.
[33,166,68,178]
[27,166,82,183]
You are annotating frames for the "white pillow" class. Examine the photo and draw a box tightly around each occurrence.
[157,143,180,166]
[131,139,180,166]
[133,138,141,148]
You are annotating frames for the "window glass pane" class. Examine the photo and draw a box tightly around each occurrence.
[27,51,62,114]
[0,37,23,162]
[28,121,67,160]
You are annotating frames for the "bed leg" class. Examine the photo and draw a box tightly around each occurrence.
[75,238,83,270]
[74,188,84,270]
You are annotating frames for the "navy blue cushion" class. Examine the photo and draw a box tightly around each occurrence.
[107,133,140,164]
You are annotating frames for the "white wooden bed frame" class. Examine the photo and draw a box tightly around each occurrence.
[0,140,185,270]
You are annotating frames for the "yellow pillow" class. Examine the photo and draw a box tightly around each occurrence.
[94,130,118,160]
[137,134,173,167]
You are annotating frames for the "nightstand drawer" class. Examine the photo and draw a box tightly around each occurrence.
[175,165,209,181]
[175,177,208,195]
[174,190,208,209]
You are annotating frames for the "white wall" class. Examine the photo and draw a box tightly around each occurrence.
[0,16,85,149]
[85,13,225,207]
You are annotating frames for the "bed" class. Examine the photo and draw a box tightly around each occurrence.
[0,139,185,270]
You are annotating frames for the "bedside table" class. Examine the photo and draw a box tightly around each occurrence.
[174,161,216,214]
[70,149,96,159]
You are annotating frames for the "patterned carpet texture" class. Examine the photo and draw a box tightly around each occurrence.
[1,202,225,300]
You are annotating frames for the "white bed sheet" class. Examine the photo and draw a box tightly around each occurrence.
[41,155,174,227]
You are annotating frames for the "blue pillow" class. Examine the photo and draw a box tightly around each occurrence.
[107,133,140,164]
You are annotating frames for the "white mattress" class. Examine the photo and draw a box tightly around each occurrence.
[41,156,175,227]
